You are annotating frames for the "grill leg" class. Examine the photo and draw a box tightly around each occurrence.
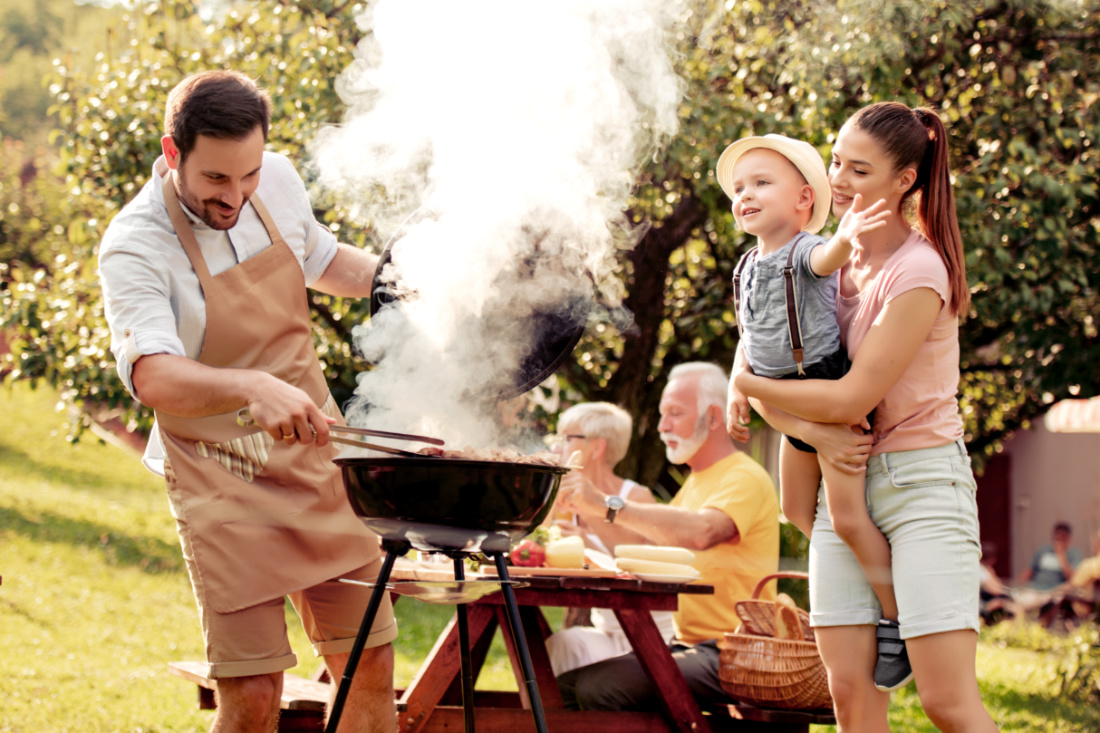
[491,552,549,733]
[452,557,477,733]
[325,541,407,733]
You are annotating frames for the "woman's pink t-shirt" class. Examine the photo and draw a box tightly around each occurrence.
[836,230,964,456]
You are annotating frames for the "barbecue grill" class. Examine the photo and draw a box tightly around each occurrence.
[325,228,589,733]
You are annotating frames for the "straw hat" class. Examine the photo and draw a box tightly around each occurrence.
[715,134,831,235]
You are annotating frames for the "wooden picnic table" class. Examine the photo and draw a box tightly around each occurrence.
[390,562,716,733]
[170,561,836,732]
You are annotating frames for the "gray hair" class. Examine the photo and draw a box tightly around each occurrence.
[558,402,633,466]
[668,362,729,417]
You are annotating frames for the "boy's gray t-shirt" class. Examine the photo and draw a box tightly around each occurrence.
[737,231,842,378]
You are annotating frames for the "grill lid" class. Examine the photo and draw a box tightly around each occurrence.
[368,211,589,402]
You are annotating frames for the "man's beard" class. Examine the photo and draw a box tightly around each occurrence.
[176,173,246,231]
[661,414,709,465]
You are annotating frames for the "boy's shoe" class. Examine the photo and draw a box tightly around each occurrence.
[874,619,914,691]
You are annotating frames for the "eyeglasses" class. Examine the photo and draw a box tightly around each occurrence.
[548,433,587,447]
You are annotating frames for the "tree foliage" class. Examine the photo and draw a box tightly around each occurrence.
[0,0,117,145]
[2,0,1098,486]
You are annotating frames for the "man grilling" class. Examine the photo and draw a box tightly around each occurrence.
[98,71,397,732]
[554,361,780,711]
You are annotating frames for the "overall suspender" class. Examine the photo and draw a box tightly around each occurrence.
[732,243,807,377]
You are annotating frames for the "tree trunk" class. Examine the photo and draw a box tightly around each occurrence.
[610,194,709,490]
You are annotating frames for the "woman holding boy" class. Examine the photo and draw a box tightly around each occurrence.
[728,103,1000,732]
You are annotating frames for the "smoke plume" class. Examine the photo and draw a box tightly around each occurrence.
[311,0,684,448]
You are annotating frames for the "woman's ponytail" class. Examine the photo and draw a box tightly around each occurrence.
[914,109,969,317]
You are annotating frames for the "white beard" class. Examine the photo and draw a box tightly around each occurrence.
[661,417,708,465]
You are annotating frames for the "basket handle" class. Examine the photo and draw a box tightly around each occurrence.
[751,571,809,600]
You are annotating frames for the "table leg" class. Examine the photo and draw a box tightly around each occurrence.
[399,605,497,732]
[614,608,712,733]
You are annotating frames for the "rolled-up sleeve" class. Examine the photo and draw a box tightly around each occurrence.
[302,220,339,286]
[265,153,338,286]
[99,246,188,399]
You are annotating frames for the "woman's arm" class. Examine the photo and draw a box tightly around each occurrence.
[734,287,943,425]
[749,397,872,475]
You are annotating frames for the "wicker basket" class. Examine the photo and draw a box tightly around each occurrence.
[718,572,833,712]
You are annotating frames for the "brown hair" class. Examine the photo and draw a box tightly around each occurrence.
[164,71,272,164]
[847,102,970,317]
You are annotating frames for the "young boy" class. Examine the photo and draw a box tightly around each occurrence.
[716,134,912,691]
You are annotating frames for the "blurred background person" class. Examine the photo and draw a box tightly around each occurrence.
[1015,521,1081,627]
[1062,529,1100,625]
[1017,521,1081,591]
[979,542,1020,625]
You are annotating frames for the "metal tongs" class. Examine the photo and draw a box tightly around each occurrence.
[329,425,445,457]
[234,407,443,457]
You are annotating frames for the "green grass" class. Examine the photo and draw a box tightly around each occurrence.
[2,381,1098,731]
[863,641,1100,732]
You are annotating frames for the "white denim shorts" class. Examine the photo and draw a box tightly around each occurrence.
[808,439,981,639]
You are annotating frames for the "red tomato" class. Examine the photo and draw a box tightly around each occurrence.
[509,539,546,567]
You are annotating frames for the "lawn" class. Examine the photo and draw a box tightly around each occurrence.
[1,381,1097,731]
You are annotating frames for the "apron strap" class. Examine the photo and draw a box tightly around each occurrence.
[249,194,281,239]
[161,174,280,282]
[161,174,212,282]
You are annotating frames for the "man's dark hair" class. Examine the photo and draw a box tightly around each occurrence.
[164,70,272,163]
[1055,521,1072,534]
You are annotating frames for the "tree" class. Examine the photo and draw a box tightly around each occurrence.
[2,0,1099,486]
[589,0,1100,485]
[0,0,118,145]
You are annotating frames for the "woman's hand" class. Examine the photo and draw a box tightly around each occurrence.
[552,519,585,538]
[802,420,873,475]
[726,390,752,443]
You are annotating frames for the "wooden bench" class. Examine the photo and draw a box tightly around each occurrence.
[167,661,330,732]
[170,661,834,732]
[707,703,835,733]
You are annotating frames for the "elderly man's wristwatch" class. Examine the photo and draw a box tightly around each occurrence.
[604,495,625,523]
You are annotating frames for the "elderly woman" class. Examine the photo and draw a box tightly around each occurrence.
[545,402,676,675]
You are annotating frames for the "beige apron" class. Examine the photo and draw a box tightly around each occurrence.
[156,175,379,614]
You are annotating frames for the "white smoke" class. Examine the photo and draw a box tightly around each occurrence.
[311,0,684,447]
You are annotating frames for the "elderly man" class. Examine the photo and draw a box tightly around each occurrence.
[554,362,780,711]
[98,71,396,732]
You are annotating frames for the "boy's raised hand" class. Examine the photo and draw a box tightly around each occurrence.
[835,193,891,246]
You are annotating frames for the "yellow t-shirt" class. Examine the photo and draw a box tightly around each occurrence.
[670,451,779,644]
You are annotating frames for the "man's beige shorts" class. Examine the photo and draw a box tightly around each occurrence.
[200,555,398,678]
